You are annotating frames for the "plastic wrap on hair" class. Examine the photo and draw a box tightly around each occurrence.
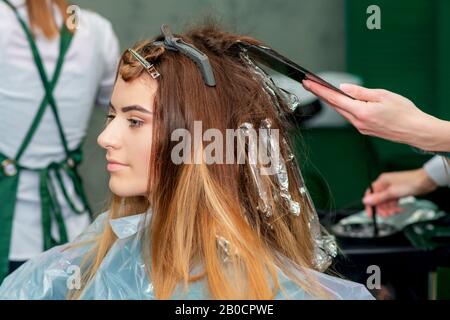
[216,235,231,262]
[238,122,273,217]
[282,138,337,271]
[313,234,338,270]
[260,119,300,216]
[239,51,299,114]
[216,234,242,263]
[239,48,336,270]
[279,88,301,112]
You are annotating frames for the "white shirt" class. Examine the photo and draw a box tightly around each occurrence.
[0,0,120,260]
[424,155,450,187]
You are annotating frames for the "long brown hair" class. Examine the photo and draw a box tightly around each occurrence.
[25,0,69,38]
[70,22,331,300]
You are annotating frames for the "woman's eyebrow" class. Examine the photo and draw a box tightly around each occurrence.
[109,102,152,114]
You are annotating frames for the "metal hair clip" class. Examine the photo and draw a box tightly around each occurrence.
[128,48,161,79]
[153,24,216,87]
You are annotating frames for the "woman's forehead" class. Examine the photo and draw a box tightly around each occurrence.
[113,76,157,103]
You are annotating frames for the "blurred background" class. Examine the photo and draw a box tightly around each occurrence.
[73,0,450,300]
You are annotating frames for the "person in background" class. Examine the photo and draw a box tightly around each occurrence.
[0,0,119,283]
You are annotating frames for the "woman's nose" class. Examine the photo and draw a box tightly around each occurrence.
[97,124,120,150]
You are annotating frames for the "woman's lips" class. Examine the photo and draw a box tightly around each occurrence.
[107,162,129,172]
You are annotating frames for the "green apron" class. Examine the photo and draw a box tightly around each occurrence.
[0,0,92,283]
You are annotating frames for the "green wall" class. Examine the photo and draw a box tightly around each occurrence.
[346,0,449,167]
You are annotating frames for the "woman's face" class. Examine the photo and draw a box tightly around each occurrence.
[97,75,157,197]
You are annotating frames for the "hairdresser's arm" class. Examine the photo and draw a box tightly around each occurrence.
[302,80,450,153]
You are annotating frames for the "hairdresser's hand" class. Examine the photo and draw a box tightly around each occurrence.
[302,80,444,152]
[363,168,438,217]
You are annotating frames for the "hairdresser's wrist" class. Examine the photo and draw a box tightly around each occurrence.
[416,168,438,195]
[414,115,450,153]
[433,119,450,153]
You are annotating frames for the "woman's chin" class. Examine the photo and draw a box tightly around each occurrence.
[108,177,146,198]
[108,178,129,197]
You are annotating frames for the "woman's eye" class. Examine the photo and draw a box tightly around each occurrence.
[128,118,144,128]
[105,114,115,123]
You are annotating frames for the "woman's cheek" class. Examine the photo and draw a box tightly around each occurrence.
[137,131,153,178]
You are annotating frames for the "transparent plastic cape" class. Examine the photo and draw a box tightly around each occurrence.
[0,211,374,300]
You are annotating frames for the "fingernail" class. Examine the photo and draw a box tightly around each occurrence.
[340,83,353,92]
[303,80,310,89]
[363,196,373,205]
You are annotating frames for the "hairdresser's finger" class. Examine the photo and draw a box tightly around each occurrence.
[363,189,396,206]
[377,202,391,217]
[364,189,374,217]
[363,180,387,207]
[379,202,396,217]
[302,80,362,115]
[384,200,398,216]
[379,209,391,218]
[385,202,403,217]
[378,198,403,217]
[329,104,358,124]
[301,83,359,124]
[340,83,384,103]
[371,176,391,192]
[366,204,373,218]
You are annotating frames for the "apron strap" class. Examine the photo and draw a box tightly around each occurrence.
[40,165,69,249]
[3,0,74,163]
[0,165,20,283]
